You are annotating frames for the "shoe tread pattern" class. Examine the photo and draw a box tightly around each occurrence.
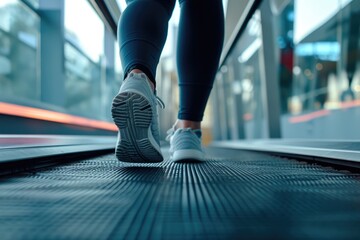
[112,92,163,163]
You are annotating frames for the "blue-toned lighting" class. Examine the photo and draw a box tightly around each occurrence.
[295,42,340,61]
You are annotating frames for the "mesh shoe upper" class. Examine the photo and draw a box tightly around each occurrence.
[166,127,205,161]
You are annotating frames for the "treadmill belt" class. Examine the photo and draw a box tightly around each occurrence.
[1,148,360,239]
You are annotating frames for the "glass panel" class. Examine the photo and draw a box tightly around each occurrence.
[221,11,267,139]
[0,0,122,127]
[64,0,105,120]
[64,42,102,119]
[64,0,104,62]
[0,0,40,101]
[272,0,360,139]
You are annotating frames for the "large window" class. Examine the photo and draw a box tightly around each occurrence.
[64,0,105,119]
[0,0,40,102]
[0,0,122,123]
[216,0,360,140]
[216,12,267,140]
[277,0,360,139]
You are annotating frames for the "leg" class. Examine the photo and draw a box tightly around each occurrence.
[176,0,224,128]
[167,0,224,162]
[118,0,176,88]
[113,0,176,163]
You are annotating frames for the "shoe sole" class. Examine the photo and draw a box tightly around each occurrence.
[112,92,163,163]
[171,149,205,163]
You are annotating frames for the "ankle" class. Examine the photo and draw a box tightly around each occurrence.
[175,119,201,130]
[129,69,155,91]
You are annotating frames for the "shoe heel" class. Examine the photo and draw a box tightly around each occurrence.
[112,91,162,163]
[112,92,152,128]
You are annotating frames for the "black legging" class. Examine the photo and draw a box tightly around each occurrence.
[118,0,224,121]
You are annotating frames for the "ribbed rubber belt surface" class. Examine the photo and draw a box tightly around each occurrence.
[1,148,360,239]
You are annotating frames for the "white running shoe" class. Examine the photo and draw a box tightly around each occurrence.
[166,127,205,162]
[111,73,165,163]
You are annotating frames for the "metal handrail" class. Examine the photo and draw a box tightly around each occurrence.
[219,0,262,67]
